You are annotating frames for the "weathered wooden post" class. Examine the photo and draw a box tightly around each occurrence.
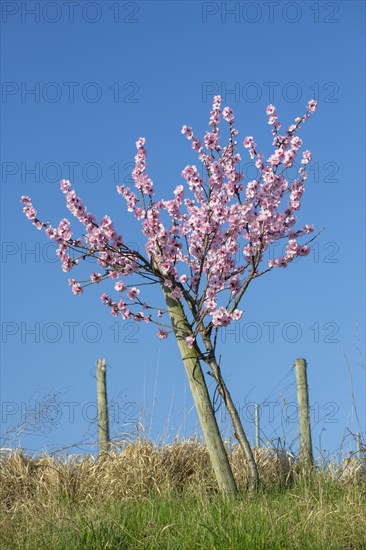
[295,358,313,464]
[355,433,363,460]
[254,404,260,448]
[96,358,110,453]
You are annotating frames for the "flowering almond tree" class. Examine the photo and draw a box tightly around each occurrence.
[22,96,317,494]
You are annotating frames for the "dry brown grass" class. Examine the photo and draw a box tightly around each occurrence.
[327,456,366,485]
[1,442,365,549]
[1,440,364,513]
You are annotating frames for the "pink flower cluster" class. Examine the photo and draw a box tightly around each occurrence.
[100,290,151,322]
[20,196,43,230]
[68,278,83,295]
[132,138,154,195]
[22,96,317,340]
[212,307,243,327]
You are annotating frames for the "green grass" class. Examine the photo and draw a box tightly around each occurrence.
[1,444,365,548]
[2,478,365,549]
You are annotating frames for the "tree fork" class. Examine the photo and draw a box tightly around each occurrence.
[163,287,238,495]
[202,336,259,491]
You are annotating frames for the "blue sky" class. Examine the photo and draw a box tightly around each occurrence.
[1,0,365,461]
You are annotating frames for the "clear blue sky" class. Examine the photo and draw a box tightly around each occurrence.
[1,0,365,461]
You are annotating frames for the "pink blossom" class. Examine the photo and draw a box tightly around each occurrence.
[212,307,233,327]
[68,279,83,295]
[157,329,169,339]
[127,287,140,300]
[90,272,103,284]
[60,179,71,194]
[191,137,202,151]
[115,281,126,292]
[120,307,131,319]
[45,227,57,239]
[101,293,112,306]
[185,335,195,348]
[232,309,243,320]
[204,131,219,150]
[222,107,234,123]
[307,99,317,112]
[171,286,183,301]
[243,136,254,148]
[181,125,193,139]
[204,299,217,312]
[301,150,312,165]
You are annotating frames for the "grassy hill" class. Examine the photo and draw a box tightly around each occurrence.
[1,441,365,549]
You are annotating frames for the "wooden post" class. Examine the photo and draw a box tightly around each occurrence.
[355,433,362,460]
[255,404,260,448]
[96,358,110,453]
[295,358,313,463]
[163,287,238,494]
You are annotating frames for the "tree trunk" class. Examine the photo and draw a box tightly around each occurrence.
[163,287,238,495]
[201,335,259,491]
